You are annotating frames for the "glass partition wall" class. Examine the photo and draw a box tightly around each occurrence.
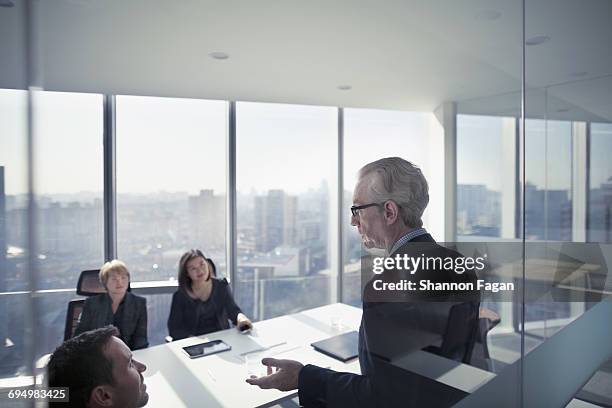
[520,0,612,405]
[3,0,611,406]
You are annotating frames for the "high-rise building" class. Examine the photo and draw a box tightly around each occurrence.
[254,190,297,252]
[188,190,225,250]
[37,200,103,257]
[524,183,572,241]
[457,184,501,237]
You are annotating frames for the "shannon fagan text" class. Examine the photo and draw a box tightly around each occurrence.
[372,254,487,275]
[372,279,514,293]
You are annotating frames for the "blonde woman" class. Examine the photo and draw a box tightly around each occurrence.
[75,260,148,350]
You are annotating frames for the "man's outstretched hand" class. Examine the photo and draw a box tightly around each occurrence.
[246,358,304,392]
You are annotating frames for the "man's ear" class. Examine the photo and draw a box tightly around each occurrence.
[383,200,400,224]
[90,385,113,407]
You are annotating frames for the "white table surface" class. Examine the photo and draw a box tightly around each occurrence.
[134,303,361,408]
[134,302,494,408]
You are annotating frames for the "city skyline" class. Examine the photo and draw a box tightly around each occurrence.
[7,177,610,262]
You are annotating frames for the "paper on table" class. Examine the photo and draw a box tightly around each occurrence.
[239,341,302,359]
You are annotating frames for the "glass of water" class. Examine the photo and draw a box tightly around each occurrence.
[245,352,268,379]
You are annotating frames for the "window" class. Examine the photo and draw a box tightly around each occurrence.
[588,123,612,242]
[343,108,436,305]
[30,91,106,356]
[0,89,28,379]
[524,119,572,241]
[116,96,227,282]
[33,91,105,289]
[236,102,337,320]
[0,89,28,291]
[457,114,516,239]
[522,119,574,327]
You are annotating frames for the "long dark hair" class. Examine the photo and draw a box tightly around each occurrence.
[178,249,217,290]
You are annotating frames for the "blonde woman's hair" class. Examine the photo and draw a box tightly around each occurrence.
[99,259,130,286]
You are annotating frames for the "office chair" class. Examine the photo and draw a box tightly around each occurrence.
[476,307,501,371]
[63,269,108,341]
[76,269,106,296]
[422,301,480,364]
[64,298,86,340]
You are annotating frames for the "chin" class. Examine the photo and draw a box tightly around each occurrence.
[363,241,374,249]
[138,393,149,407]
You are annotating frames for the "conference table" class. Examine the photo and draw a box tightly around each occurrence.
[134,303,494,408]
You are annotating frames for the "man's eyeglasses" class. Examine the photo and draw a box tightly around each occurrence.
[350,203,382,217]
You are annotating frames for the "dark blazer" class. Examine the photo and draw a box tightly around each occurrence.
[74,292,149,350]
[297,233,479,408]
[167,278,242,341]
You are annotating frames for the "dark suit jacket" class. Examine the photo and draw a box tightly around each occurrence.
[167,278,243,340]
[74,292,148,350]
[298,233,479,408]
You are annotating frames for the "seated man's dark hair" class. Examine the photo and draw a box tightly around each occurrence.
[47,325,119,407]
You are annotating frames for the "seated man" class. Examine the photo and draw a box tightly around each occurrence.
[47,325,149,408]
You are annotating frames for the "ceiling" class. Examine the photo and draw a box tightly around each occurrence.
[1,0,611,121]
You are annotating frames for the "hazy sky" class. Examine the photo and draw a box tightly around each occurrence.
[0,89,28,195]
[1,89,609,198]
[457,115,574,191]
[236,101,337,195]
[116,95,227,194]
[457,114,506,191]
[524,119,572,190]
[343,108,430,190]
[0,90,432,197]
[590,123,612,188]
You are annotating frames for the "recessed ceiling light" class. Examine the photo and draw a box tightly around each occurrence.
[337,85,352,91]
[570,71,588,78]
[475,9,501,21]
[0,0,15,7]
[526,36,550,46]
[208,51,229,60]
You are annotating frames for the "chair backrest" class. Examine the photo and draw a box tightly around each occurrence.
[64,299,85,340]
[476,307,501,360]
[76,269,106,296]
[478,307,501,342]
[438,301,480,364]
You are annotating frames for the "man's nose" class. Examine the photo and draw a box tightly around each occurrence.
[350,214,359,226]
[135,359,147,372]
